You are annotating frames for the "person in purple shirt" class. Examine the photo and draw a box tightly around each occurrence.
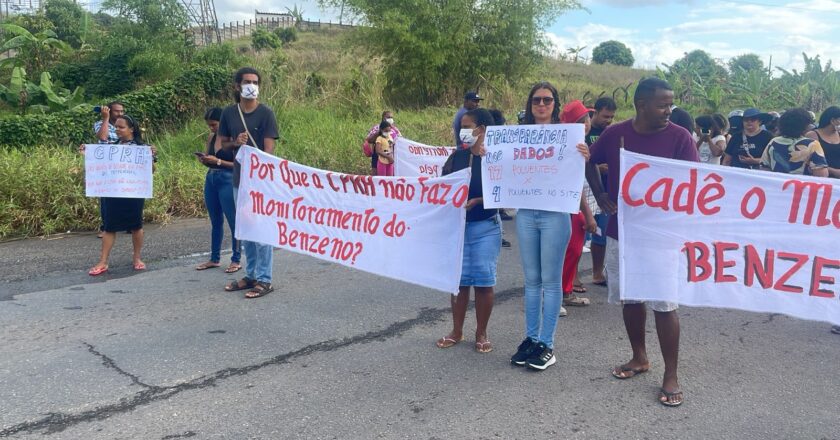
[585,77,699,407]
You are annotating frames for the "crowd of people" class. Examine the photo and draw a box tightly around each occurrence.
[80,67,840,408]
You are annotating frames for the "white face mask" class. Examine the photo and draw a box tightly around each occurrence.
[459,128,477,147]
[241,83,259,100]
[385,117,394,125]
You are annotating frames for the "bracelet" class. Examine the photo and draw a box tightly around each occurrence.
[216,159,221,166]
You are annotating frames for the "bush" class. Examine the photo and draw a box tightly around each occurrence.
[592,40,634,67]
[128,49,184,84]
[274,27,297,45]
[251,27,281,51]
[0,65,232,148]
[192,43,247,70]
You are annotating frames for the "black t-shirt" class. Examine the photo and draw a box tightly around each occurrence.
[204,133,236,170]
[725,130,773,169]
[816,132,840,169]
[587,125,609,191]
[442,149,497,223]
[586,125,605,147]
[218,103,280,186]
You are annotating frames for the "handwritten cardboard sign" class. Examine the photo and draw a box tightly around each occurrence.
[619,149,840,325]
[393,137,456,178]
[480,124,586,213]
[84,144,153,199]
[234,146,470,293]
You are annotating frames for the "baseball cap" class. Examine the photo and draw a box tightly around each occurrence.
[464,91,483,101]
[560,100,594,124]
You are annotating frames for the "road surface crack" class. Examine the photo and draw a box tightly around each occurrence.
[82,342,160,391]
[0,287,522,437]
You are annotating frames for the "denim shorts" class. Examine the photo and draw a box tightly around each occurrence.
[460,215,502,287]
[590,212,610,246]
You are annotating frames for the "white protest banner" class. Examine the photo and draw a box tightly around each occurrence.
[480,124,586,213]
[393,137,456,178]
[84,143,154,199]
[234,146,470,293]
[618,149,840,325]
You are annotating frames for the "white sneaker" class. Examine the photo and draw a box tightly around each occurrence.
[582,246,591,253]
[559,306,568,317]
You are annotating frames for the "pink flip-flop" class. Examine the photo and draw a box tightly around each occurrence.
[133,262,146,271]
[88,266,109,276]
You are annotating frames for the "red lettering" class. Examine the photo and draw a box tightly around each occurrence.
[644,176,673,211]
[683,242,712,282]
[714,242,739,283]
[672,169,697,215]
[773,252,809,293]
[810,256,840,298]
[744,245,774,289]
[620,163,649,207]
[783,179,832,225]
[740,187,766,219]
[697,173,724,215]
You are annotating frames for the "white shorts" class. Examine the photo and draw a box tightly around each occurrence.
[606,237,678,313]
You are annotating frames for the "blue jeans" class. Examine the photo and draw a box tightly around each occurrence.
[233,186,274,283]
[515,209,571,349]
[204,169,240,264]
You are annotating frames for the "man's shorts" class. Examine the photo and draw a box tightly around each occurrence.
[606,237,678,313]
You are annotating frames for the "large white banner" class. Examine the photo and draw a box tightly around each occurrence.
[235,146,470,293]
[84,144,153,198]
[393,137,456,178]
[480,124,586,213]
[619,149,840,325]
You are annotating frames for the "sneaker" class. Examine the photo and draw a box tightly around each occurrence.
[526,342,556,370]
[501,238,511,248]
[559,306,568,317]
[832,325,840,335]
[510,337,537,366]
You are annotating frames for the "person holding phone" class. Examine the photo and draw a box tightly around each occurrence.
[694,113,729,165]
[195,107,241,273]
[722,108,773,168]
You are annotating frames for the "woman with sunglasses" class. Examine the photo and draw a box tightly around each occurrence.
[82,115,157,276]
[509,82,590,371]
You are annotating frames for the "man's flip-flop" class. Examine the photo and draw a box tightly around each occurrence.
[196,262,220,271]
[659,388,684,407]
[435,336,463,349]
[573,285,587,293]
[611,364,650,379]
[592,280,607,286]
[224,263,242,273]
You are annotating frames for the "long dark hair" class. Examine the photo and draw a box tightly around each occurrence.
[465,108,496,128]
[117,115,143,144]
[818,106,840,129]
[233,67,261,103]
[523,81,560,124]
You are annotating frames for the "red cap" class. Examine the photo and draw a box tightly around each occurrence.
[560,100,594,124]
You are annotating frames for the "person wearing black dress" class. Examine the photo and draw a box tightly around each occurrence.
[84,115,156,276]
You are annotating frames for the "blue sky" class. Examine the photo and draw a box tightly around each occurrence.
[545,0,840,71]
[213,0,839,72]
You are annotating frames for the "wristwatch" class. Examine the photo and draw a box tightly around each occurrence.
[216,159,222,166]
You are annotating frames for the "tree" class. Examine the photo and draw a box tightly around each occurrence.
[591,40,634,67]
[251,27,281,51]
[670,49,727,80]
[0,23,71,76]
[728,53,765,74]
[101,0,189,39]
[44,0,88,49]
[319,0,581,105]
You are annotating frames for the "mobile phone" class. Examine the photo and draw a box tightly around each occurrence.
[93,106,101,113]
[701,130,710,136]
[194,152,206,157]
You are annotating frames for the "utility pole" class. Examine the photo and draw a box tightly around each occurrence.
[181,0,221,46]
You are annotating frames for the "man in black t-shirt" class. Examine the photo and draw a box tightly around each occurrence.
[218,67,280,299]
[723,107,773,169]
[586,97,616,286]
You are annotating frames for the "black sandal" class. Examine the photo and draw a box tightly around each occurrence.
[225,277,255,292]
[245,281,274,299]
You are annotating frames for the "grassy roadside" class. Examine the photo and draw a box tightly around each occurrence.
[0,29,650,239]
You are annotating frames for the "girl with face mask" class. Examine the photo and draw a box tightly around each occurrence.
[435,108,501,353]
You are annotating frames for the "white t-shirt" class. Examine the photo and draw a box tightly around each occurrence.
[695,134,726,165]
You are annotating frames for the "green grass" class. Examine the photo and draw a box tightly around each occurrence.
[0,28,652,239]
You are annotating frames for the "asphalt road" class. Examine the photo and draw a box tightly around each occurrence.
[1,218,838,440]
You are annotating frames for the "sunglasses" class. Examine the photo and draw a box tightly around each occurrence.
[531,96,555,106]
